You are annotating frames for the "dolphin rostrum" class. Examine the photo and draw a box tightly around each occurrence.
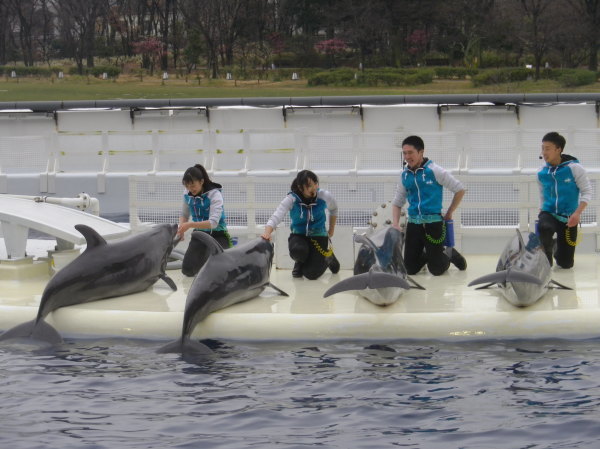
[0,223,178,344]
[323,226,424,306]
[468,229,571,307]
[158,231,288,356]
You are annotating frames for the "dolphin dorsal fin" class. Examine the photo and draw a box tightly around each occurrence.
[75,224,108,249]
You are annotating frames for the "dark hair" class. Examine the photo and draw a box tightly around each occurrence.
[542,132,566,151]
[402,135,425,151]
[182,164,212,188]
[291,169,319,195]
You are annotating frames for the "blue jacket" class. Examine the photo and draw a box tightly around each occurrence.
[183,183,228,232]
[538,154,591,219]
[392,159,464,223]
[266,189,338,237]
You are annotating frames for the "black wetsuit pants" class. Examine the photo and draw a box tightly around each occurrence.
[182,230,232,277]
[288,234,329,280]
[404,221,450,276]
[537,211,577,268]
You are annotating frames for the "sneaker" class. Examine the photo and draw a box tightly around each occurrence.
[328,254,340,274]
[292,262,303,278]
[447,247,467,271]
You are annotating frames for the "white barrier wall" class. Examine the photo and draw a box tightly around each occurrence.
[1,101,599,257]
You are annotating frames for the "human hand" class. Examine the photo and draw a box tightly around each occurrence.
[567,212,580,228]
[176,223,188,240]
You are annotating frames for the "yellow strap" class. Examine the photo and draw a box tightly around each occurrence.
[311,238,333,257]
[565,227,579,247]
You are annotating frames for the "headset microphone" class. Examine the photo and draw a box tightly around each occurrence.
[539,154,543,159]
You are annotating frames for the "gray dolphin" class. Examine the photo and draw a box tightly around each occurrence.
[158,231,288,356]
[0,223,178,344]
[323,226,424,306]
[468,229,571,307]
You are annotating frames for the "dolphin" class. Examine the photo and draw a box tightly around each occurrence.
[158,231,288,356]
[323,226,424,306]
[0,223,178,344]
[468,229,571,307]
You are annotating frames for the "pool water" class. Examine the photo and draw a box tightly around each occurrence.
[2,337,600,448]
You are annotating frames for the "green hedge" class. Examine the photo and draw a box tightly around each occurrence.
[307,68,434,87]
[472,67,598,87]
[471,68,532,86]
[553,69,597,87]
[68,65,121,77]
[434,67,479,79]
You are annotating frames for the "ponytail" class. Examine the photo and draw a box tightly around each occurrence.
[182,164,213,187]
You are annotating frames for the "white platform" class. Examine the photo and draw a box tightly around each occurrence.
[1,253,599,342]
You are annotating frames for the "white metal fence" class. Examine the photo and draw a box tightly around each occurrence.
[2,126,600,251]
[3,128,600,178]
[128,172,600,250]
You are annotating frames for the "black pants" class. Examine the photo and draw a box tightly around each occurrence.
[182,230,232,277]
[404,221,450,276]
[537,211,577,268]
[288,234,329,280]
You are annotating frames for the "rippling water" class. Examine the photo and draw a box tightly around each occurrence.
[2,338,600,448]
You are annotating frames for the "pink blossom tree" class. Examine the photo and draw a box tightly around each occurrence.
[132,37,163,76]
[406,29,429,64]
[315,38,348,67]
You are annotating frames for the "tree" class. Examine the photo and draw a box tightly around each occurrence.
[180,0,245,78]
[0,0,15,65]
[132,36,163,74]
[436,0,496,68]
[568,0,600,70]
[51,0,109,72]
[511,0,558,79]
[8,0,40,66]
[36,0,56,67]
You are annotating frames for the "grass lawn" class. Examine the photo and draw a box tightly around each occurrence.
[1,75,600,102]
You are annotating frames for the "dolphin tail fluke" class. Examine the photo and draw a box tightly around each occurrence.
[157,337,213,357]
[0,319,63,345]
[156,338,184,354]
[549,279,573,290]
[323,272,411,298]
[324,274,369,297]
[160,274,178,291]
[267,283,289,297]
[468,270,509,287]
[506,270,544,285]
[469,269,544,287]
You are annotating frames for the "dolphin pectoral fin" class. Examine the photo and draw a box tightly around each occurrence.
[505,270,544,286]
[548,279,573,290]
[474,282,496,290]
[267,283,289,297]
[160,274,177,291]
[75,224,107,249]
[468,270,509,287]
[407,276,426,290]
[0,319,63,345]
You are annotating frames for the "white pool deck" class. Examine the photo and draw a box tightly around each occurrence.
[1,240,600,342]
